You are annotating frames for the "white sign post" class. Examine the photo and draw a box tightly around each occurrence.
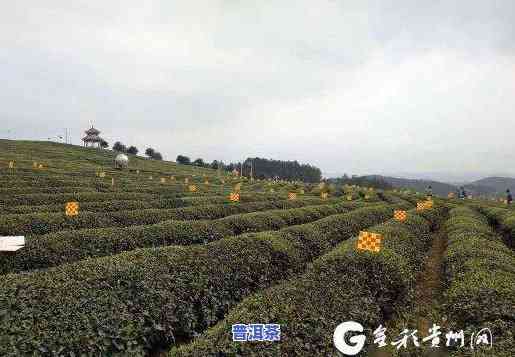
[0,236,25,251]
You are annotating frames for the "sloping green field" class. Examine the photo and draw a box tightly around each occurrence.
[0,140,512,356]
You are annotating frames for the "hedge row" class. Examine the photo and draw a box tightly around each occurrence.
[0,191,159,206]
[0,196,335,236]
[442,207,515,356]
[0,201,370,274]
[0,186,100,195]
[477,206,515,249]
[0,204,404,356]
[170,205,448,356]
[0,192,300,215]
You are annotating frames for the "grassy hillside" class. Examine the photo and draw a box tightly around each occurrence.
[0,139,217,178]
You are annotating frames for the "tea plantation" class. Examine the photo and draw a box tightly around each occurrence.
[0,140,513,356]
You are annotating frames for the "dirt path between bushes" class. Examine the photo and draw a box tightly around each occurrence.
[369,228,449,357]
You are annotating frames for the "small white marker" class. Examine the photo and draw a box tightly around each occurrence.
[0,236,25,251]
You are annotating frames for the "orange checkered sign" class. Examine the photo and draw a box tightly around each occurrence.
[288,192,297,200]
[65,202,79,217]
[321,192,328,199]
[394,210,407,222]
[357,231,383,253]
[229,192,240,202]
[188,185,197,192]
[417,200,433,211]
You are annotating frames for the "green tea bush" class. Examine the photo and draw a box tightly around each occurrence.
[170,206,448,356]
[0,197,329,236]
[0,201,368,274]
[443,207,515,356]
[0,204,399,356]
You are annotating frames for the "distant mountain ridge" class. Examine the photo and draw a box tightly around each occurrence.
[363,175,515,197]
[467,177,515,194]
[363,175,456,196]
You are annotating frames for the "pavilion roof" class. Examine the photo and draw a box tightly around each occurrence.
[85,127,101,135]
[82,134,103,142]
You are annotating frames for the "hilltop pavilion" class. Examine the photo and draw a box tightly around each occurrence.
[82,126,104,148]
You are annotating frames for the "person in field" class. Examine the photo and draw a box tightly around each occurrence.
[459,186,467,199]
[507,189,513,205]
[426,185,433,199]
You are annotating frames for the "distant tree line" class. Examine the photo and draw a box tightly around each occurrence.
[327,174,393,190]
[175,155,322,183]
[112,141,163,160]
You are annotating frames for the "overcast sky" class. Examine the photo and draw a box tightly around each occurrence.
[2,1,515,181]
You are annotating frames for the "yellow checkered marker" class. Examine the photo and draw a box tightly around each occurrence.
[321,192,328,199]
[188,185,197,192]
[229,192,240,202]
[288,192,297,200]
[416,202,426,211]
[394,210,407,222]
[8,161,14,169]
[65,202,79,217]
[357,231,383,253]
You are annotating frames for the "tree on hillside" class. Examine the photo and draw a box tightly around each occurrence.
[100,140,109,149]
[193,158,205,167]
[127,146,138,155]
[152,152,163,160]
[210,160,221,170]
[113,141,127,152]
[176,155,191,165]
[145,148,155,159]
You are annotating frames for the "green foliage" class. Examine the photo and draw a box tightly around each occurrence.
[443,207,515,355]
[0,204,400,356]
[0,201,366,274]
[170,206,448,356]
